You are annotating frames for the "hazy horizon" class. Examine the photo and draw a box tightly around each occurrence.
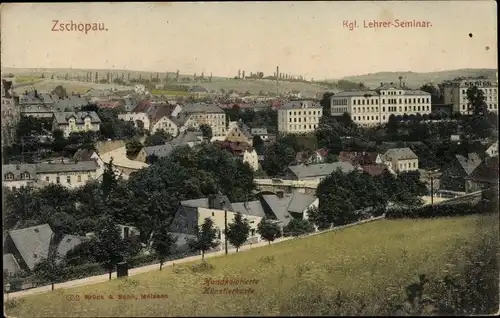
[1,2,497,80]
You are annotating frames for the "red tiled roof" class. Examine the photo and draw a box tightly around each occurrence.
[132,100,153,113]
[361,164,387,176]
[339,151,379,166]
[97,101,121,109]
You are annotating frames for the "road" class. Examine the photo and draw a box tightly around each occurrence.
[5,216,385,301]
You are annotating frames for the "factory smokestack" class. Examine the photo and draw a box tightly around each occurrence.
[276,66,279,96]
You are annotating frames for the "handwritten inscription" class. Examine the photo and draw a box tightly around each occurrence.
[343,19,433,31]
[202,278,259,295]
[65,293,168,301]
[52,20,108,34]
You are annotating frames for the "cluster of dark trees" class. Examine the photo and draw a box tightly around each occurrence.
[3,104,144,163]
[309,169,427,229]
[224,105,278,134]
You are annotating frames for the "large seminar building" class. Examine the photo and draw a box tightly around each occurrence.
[330,82,432,127]
[442,78,498,115]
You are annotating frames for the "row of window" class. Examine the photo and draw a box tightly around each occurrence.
[461,104,498,111]
[353,97,430,105]
[284,124,318,131]
[399,162,417,170]
[331,98,348,106]
[332,107,348,114]
[288,117,320,123]
[4,172,31,180]
[353,105,431,113]
[381,90,402,95]
[5,173,85,183]
[461,88,497,95]
[286,110,321,116]
[47,175,83,184]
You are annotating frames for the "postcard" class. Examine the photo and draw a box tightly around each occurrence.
[1,1,498,317]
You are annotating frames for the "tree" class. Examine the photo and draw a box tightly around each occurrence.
[199,124,213,140]
[101,158,118,201]
[188,217,220,261]
[51,85,68,99]
[33,249,65,291]
[151,222,177,270]
[125,138,143,158]
[320,92,334,117]
[257,218,282,245]
[283,218,315,237]
[144,129,172,146]
[226,212,251,252]
[466,86,488,117]
[94,217,126,280]
[420,84,443,105]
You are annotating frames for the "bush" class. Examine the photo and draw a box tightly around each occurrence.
[190,262,214,273]
[385,203,487,219]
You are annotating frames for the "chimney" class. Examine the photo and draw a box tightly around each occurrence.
[15,164,20,170]
[390,82,393,85]
[276,191,284,199]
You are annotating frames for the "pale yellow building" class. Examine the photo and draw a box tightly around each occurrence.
[330,82,432,126]
[278,100,323,134]
[3,160,100,190]
[383,147,419,173]
[174,103,227,137]
[225,120,253,146]
[442,78,498,115]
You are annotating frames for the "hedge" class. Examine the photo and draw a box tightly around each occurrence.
[385,201,491,219]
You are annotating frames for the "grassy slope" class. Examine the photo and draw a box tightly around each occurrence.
[7,215,495,317]
[339,68,497,89]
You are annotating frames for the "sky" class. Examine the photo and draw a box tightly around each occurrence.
[1,1,497,80]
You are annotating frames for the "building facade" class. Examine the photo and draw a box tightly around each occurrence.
[383,148,419,173]
[3,161,100,190]
[52,111,101,137]
[330,83,432,126]
[442,78,498,115]
[278,100,323,134]
[175,103,227,137]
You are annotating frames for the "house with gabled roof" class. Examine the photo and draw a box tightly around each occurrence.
[440,153,482,193]
[465,156,499,193]
[383,147,419,173]
[168,194,265,252]
[52,111,101,137]
[118,102,180,136]
[3,224,54,272]
[225,119,253,146]
[259,191,318,228]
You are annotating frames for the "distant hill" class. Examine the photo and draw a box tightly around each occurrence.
[336,69,497,89]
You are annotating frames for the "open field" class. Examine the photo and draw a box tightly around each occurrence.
[150,89,189,96]
[4,68,330,95]
[338,68,497,89]
[12,79,132,94]
[193,78,329,95]
[6,214,496,317]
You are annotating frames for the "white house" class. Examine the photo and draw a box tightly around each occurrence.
[383,148,419,173]
[243,148,259,171]
[52,111,101,137]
